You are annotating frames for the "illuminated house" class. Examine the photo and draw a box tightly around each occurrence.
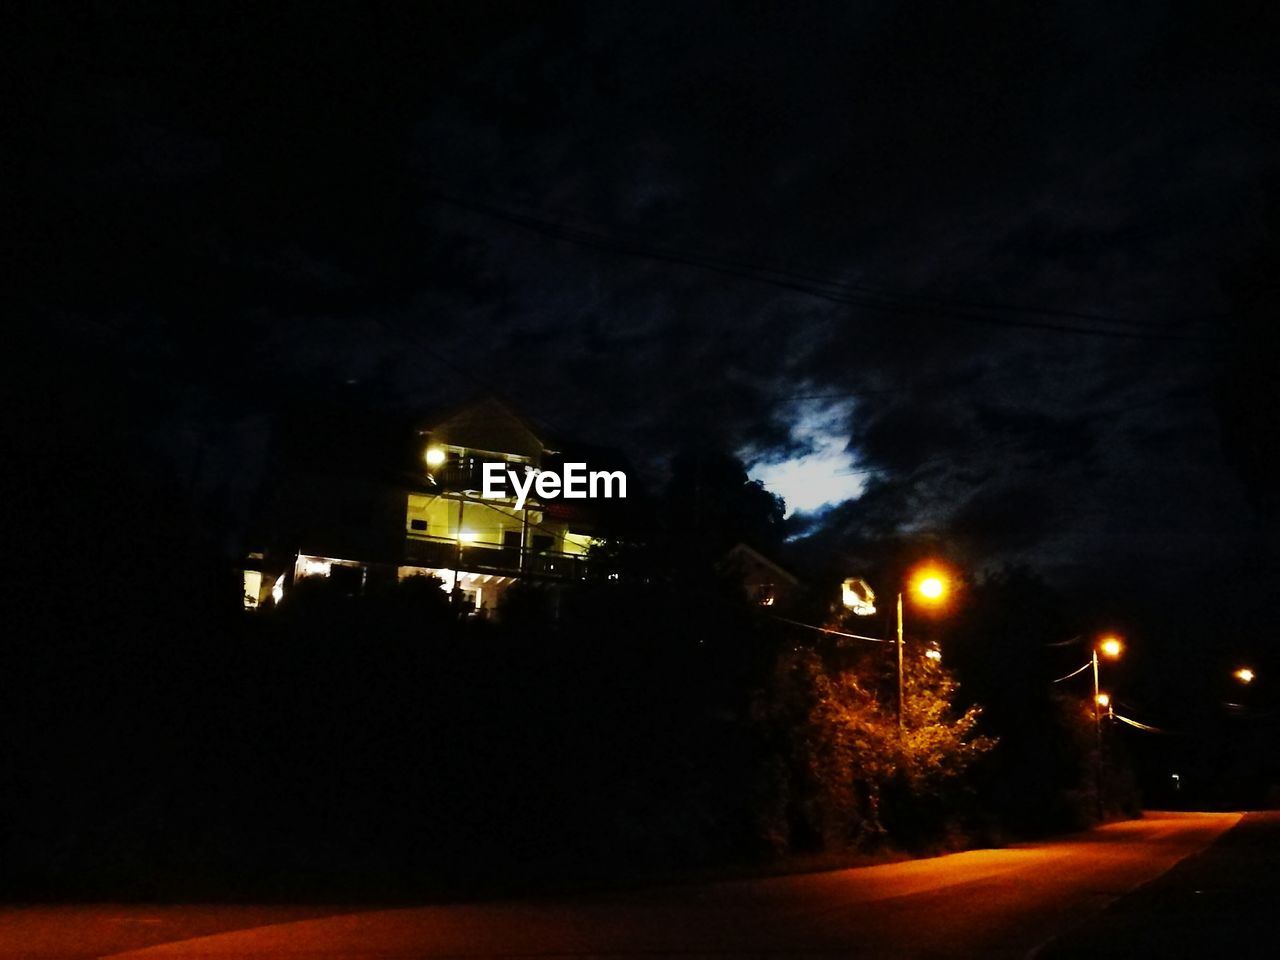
[397,397,608,612]
[244,397,614,614]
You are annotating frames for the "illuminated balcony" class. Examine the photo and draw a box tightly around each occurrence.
[403,535,591,580]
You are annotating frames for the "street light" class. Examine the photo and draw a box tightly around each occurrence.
[1090,635,1122,819]
[840,564,953,734]
[917,576,945,600]
[896,565,951,734]
[1234,667,1256,684]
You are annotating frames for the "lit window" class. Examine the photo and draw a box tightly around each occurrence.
[299,558,332,578]
[242,570,262,610]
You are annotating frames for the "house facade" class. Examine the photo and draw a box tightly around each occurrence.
[243,397,610,615]
[398,397,606,612]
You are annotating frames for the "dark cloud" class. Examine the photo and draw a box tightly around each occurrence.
[13,1,1279,596]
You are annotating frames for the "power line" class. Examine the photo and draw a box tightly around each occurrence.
[1052,661,1093,683]
[1111,712,1173,734]
[431,191,1225,345]
[771,614,890,643]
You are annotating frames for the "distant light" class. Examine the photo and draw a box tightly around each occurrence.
[271,576,285,605]
[1099,636,1123,658]
[425,447,447,467]
[761,596,776,607]
[925,647,942,662]
[1235,668,1255,684]
[1095,693,1111,708]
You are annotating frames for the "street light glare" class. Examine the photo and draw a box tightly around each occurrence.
[911,567,949,604]
[918,577,945,600]
[1099,637,1123,658]
[425,446,447,467]
[1095,693,1111,708]
[1235,668,1255,684]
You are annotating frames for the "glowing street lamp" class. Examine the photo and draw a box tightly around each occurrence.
[1099,636,1123,659]
[425,446,447,468]
[1090,634,1122,820]
[895,564,951,734]
[1234,667,1256,684]
[917,576,945,600]
[839,564,954,734]
[1090,636,1122,735]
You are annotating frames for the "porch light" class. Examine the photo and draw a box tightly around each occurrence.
[425,447,446,467]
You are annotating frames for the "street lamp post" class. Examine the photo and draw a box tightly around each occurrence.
[1092,646,1102,756]
[896,569,948,735]
[1092,636,1122,820]
[1051,633,1123,821]
[842,566,951,737]
[896,591,905,735]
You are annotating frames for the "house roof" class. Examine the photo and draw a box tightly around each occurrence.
[721,542,799,586]
[419,395,553,459]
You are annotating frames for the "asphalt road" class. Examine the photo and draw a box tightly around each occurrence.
[0,811,1249,959]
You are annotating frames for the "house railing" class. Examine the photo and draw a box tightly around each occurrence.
[404,535,591,580]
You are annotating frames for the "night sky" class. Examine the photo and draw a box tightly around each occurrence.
[13,3,1280,637]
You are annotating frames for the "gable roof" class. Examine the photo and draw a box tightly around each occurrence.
[721,542,799,586]
[420,396,551,460]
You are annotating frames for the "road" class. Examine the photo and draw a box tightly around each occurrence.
[0,811,1252,959]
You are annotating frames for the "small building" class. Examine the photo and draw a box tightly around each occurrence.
[719,542,799,608]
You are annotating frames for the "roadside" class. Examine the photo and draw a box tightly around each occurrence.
[1039,810,1279,959]
[3,812,1231,960]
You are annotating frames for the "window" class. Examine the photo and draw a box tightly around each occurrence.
[410,519,428,532]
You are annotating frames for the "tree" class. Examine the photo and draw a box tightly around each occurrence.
[752,634,994,856]
[664,451,787,562]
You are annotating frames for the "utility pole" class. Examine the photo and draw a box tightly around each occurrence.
[1092,648,1104,820]
[896,591,905,737]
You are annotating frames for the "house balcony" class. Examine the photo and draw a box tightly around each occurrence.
[404,535,591,580]
[427,459,534,494]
